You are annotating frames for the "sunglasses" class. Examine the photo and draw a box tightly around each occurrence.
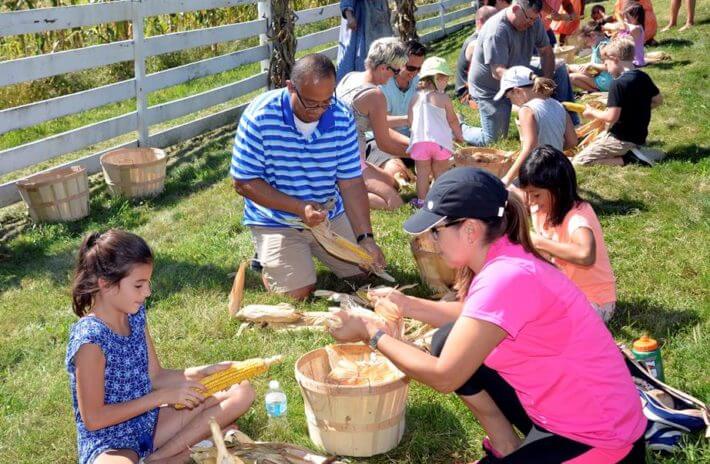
[405,64,421,72]
[294,87,336,111]
[430,218,465,241]
[387,65,401,76]
[519,5,538,23]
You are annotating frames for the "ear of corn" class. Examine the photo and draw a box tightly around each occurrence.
[310,223,375,267]
[562,102,586,113]
[176,355,283,409]
[236,303,301,323]
[228,261,248,317]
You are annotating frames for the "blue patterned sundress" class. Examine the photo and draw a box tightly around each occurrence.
[66,306,158,464]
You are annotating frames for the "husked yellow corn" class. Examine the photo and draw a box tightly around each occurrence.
[175,355,283,409]
[562,102,586,113]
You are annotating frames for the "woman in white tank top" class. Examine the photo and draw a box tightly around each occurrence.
[492,66,578,187]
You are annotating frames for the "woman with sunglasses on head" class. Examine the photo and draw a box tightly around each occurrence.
[330,167,646,463]
[337,38,410,211]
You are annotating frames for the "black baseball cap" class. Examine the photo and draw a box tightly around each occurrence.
[403,167,509,235]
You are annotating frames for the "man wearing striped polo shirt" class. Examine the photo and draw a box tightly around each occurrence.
[231,53,385,300]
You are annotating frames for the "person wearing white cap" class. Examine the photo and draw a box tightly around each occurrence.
[406,56,464,207]
[329,167,647,463]
[494,65,577,186]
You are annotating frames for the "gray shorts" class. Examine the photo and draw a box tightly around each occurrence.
[365,140,393,168]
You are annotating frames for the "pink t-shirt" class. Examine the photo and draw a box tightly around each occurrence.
[532,201,616,305]
[462,236,645,450]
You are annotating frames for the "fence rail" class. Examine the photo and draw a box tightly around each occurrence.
[0,0,475,208]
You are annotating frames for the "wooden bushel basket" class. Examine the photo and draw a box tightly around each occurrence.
[100,148,167,198]
[16,166,89,223]
[295,344,409,457]
[554,45,577,64]
[453,147,513,178]
[410,233,457,294]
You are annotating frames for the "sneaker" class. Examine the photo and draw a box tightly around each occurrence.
[645,422,683,453]
[622,150,651,166]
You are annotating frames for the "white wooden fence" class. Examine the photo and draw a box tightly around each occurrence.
[0,0,475,208]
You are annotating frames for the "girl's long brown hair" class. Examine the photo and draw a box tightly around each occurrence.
[71,229,153,317]
[454,194,549,300]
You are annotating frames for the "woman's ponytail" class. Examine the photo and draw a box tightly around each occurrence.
[532,76,557,98]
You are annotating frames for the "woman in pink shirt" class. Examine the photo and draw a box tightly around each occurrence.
[330,167,645,462]
[519,145,617,322]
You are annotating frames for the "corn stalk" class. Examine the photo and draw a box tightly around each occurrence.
[267,0,296,89]
[394,0,419,41]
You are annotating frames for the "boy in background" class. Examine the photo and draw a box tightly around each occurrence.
[573,37,662,166]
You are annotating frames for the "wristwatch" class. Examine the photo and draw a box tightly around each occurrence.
[369,329,386,350]
[356,232,375,243]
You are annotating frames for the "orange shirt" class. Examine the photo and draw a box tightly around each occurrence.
[532,201,616,305]
[614,0,657,42]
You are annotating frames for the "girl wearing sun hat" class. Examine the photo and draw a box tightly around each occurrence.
[406,56,464,208]
[330,167,647,462]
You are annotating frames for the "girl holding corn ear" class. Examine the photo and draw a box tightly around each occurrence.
[66,230,255,464]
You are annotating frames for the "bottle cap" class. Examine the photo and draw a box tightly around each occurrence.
[269,380,280,390]
[633,335,658,352]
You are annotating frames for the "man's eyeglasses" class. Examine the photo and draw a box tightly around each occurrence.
[430,218,465,241]
[520,5,538,23]
[294,87,336,111]
[405,64,421,73]
[387,65,401,76]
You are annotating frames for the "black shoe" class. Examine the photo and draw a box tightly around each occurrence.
[622,150,652,167]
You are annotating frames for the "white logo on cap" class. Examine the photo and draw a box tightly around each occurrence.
[427,201,434,210]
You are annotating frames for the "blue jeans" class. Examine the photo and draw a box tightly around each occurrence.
[461,97,512,146]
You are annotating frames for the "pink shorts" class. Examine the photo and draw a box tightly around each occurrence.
[409,141,452,161]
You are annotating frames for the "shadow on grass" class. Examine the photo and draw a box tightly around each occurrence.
[648,60,692,70]
[659,143,710,163]
[390,402,470,463]
[579,189,647,217]
[610,299,701,339]
[653,38,694,48]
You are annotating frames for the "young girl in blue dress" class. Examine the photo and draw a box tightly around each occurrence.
[66,230,255,464]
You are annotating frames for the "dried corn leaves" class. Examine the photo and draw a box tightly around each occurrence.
[325,345,403,386]
[192,421,344,464]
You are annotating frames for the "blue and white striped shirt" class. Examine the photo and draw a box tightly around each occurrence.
[231,88,362,228]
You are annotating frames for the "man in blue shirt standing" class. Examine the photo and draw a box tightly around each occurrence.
[231,54,385,300]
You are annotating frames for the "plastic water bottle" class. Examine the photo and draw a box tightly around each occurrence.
[265,380,287,418]
[632,335,665,381]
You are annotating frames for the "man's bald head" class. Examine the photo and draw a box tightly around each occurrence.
[290,53,336,87]
[476,6,498,28]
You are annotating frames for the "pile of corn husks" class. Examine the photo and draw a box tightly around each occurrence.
[324,345,403,386]
[191,421,345,464]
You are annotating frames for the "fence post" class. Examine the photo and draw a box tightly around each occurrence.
[131,0,149,146]
[438,0,447,36]
[257,0,272,73]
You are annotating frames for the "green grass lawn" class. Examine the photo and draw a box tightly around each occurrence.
[0,0,708,461]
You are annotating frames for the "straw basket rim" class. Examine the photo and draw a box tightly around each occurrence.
[454,147,512,162]
[100,147,166,168]
[16,165,86,190]
[295,343,408,395]
[554,45,577,53]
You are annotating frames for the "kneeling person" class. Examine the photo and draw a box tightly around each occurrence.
[231,54,385,300]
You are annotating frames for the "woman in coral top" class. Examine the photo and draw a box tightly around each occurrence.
[330,167,646,463]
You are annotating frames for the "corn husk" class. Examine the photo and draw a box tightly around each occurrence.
[235,304,302,323]
[310,222,375,267]
[193,422,344,464]
[646,51,671,64]
[228,261,248,316]
[325,345,403,386]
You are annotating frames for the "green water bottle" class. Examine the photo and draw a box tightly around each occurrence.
[632,335,665,382]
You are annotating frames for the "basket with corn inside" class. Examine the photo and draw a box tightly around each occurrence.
[175,355,283,409]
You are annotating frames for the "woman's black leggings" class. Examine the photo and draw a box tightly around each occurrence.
[430,323,646,463]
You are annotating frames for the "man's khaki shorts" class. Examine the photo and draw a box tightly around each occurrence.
[250,214,363,293]
[573,132,637,165]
